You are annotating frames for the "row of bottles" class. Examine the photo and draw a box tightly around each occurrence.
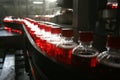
[3,16,23,24]
[23,18,78,64]
[4,17,120,79]
[22,18,120,70]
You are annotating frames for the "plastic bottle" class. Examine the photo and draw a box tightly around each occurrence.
[55,28,78,64]
[72,31,99,70]
[46,26,61,58]
[96,35,120,79]
[40,24,52,52]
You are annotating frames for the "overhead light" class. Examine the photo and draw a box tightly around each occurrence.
[46,0,57,2]
[33,1,43,4]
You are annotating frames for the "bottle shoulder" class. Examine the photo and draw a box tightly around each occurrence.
[57,41,78,49]
[97,50,120,68]
[72,45,99,58]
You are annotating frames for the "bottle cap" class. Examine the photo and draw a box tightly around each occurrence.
[44,24,52,32]
[61,28,73,37]
[107,35,120,49]
[51,26,61,34]
[79,31,93,42]
[39,23,45,30]
[33,21,38,25]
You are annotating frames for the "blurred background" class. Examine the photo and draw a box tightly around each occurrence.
[0,0,59,21]
[0,0,73,24]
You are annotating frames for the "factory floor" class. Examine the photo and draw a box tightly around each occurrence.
[0,49,30,80]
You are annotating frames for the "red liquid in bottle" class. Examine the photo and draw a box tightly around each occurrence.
[55,47,73,64]
[72,49,98,69]
[45,26,61,58]
[72,31,99,71]
[55,28,78,64]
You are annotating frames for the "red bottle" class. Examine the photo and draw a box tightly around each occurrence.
[46,26,61,58]
[72,31,99,71]
[55,28,78,64]
[96,35,120,79]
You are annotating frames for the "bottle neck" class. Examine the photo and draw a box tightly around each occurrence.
[62,36,73,41]
[80,41,93,48]
[52,33,61,36]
